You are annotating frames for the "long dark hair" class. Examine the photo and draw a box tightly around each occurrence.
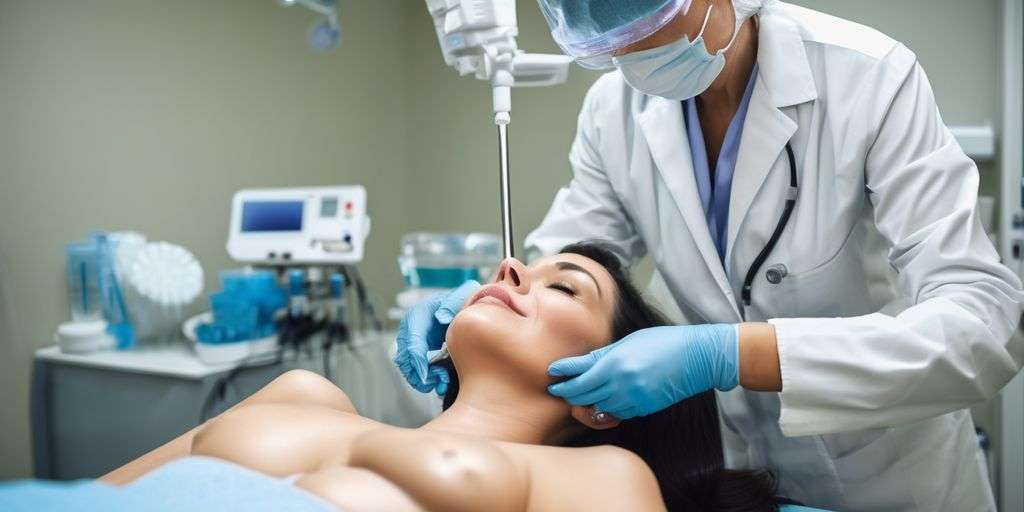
[439,242,784,511]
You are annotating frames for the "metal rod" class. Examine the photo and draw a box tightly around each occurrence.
[497,123,515,259]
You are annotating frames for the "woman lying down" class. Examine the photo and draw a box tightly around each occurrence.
[98,243,804,512]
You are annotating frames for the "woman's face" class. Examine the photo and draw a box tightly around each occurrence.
[445,254,618,391]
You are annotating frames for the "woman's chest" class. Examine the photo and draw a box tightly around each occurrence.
[343,429,531,512]
[341,433,644,511]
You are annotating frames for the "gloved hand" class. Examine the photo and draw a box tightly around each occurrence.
[394,280,481,395]
[547,324,739,419]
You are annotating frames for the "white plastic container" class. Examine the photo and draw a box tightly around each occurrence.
[182,312,278,366]
[55,320,116,354]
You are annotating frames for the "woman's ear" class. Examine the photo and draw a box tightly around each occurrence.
[571,406,621,430]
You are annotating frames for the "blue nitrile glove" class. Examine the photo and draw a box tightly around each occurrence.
[394,280,481,395]
[547,324,739,419]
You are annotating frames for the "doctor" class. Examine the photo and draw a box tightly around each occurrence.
[396,0,1024,509]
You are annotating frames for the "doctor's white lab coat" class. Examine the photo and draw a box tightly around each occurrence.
[525,3,1024,510]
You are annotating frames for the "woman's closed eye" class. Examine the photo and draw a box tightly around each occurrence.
[548,282,577,297]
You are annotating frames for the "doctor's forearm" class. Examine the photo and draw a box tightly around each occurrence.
[738,323,782,392]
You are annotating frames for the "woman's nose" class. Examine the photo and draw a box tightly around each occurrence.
[495,258,530,294]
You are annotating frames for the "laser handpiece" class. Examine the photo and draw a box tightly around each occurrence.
[494,83,514,259]
[497,120,513,259]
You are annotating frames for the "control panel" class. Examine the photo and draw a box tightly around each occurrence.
[227,186,370,265]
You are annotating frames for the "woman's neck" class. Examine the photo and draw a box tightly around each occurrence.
[420,378,572,445]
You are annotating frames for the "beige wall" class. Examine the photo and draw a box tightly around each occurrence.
[0,0,1004,478]
[792,0,1002,197]
[0,0,415,477]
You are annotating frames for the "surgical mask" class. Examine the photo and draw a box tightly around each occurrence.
[612,3,739,100]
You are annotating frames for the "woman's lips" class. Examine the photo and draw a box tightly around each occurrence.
[468,285,526,317]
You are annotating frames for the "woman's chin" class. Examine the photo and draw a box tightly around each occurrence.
[447,309,563,388]
[445,307,542,373]
[446,306,512,350]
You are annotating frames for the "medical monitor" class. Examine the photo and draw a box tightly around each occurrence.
[227,186,370,265]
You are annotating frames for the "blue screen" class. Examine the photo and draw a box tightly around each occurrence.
[241,201,304,232]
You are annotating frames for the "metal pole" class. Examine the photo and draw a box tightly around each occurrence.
[497,123,515,259]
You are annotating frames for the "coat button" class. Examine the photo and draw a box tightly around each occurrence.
[766,264,788,284]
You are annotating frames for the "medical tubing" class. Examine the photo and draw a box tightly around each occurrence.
[323,339,334,381]
[345,265,381,332]
[200,361,254,423]
[337,266,359,332]
[497,121,515,259]
[199,347,292,423]
[741,143,798,306]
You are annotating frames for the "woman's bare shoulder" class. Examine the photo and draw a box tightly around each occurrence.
[508,443,666,511]
[191,403,380,476]
[263,369,358,414]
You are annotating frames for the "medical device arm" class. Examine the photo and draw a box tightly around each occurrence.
[424,0,572,93]
[425,0,572,258]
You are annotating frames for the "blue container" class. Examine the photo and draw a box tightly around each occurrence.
[64,243,103,322]
[198,269,285,344]
[65,233,135,349]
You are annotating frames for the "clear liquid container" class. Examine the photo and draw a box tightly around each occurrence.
[398,233,501,289]
[65,242,103,322]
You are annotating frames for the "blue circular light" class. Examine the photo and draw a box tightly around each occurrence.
[308,18,341,52]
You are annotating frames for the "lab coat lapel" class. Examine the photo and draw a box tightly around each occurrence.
[725,5,817,266]
[725,81,797,266]
[639,97,738,318]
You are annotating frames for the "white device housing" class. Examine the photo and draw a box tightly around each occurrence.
[425,0,572,91]
[227,186,370,265]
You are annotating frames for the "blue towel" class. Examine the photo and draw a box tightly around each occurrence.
[0,456,336,512]
[0,458,834,511]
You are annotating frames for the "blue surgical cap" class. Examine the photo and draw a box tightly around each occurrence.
[537,0,693,67]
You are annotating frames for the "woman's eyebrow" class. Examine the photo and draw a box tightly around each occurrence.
[555,262,603,297]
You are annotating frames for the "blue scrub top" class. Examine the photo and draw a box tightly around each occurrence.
[683,64,759,264]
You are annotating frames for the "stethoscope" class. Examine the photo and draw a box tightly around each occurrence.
[740,142,799,306]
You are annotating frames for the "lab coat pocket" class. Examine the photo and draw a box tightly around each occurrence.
[821,428,890,461]
[821,428,917,509]
[772,228,873,318]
